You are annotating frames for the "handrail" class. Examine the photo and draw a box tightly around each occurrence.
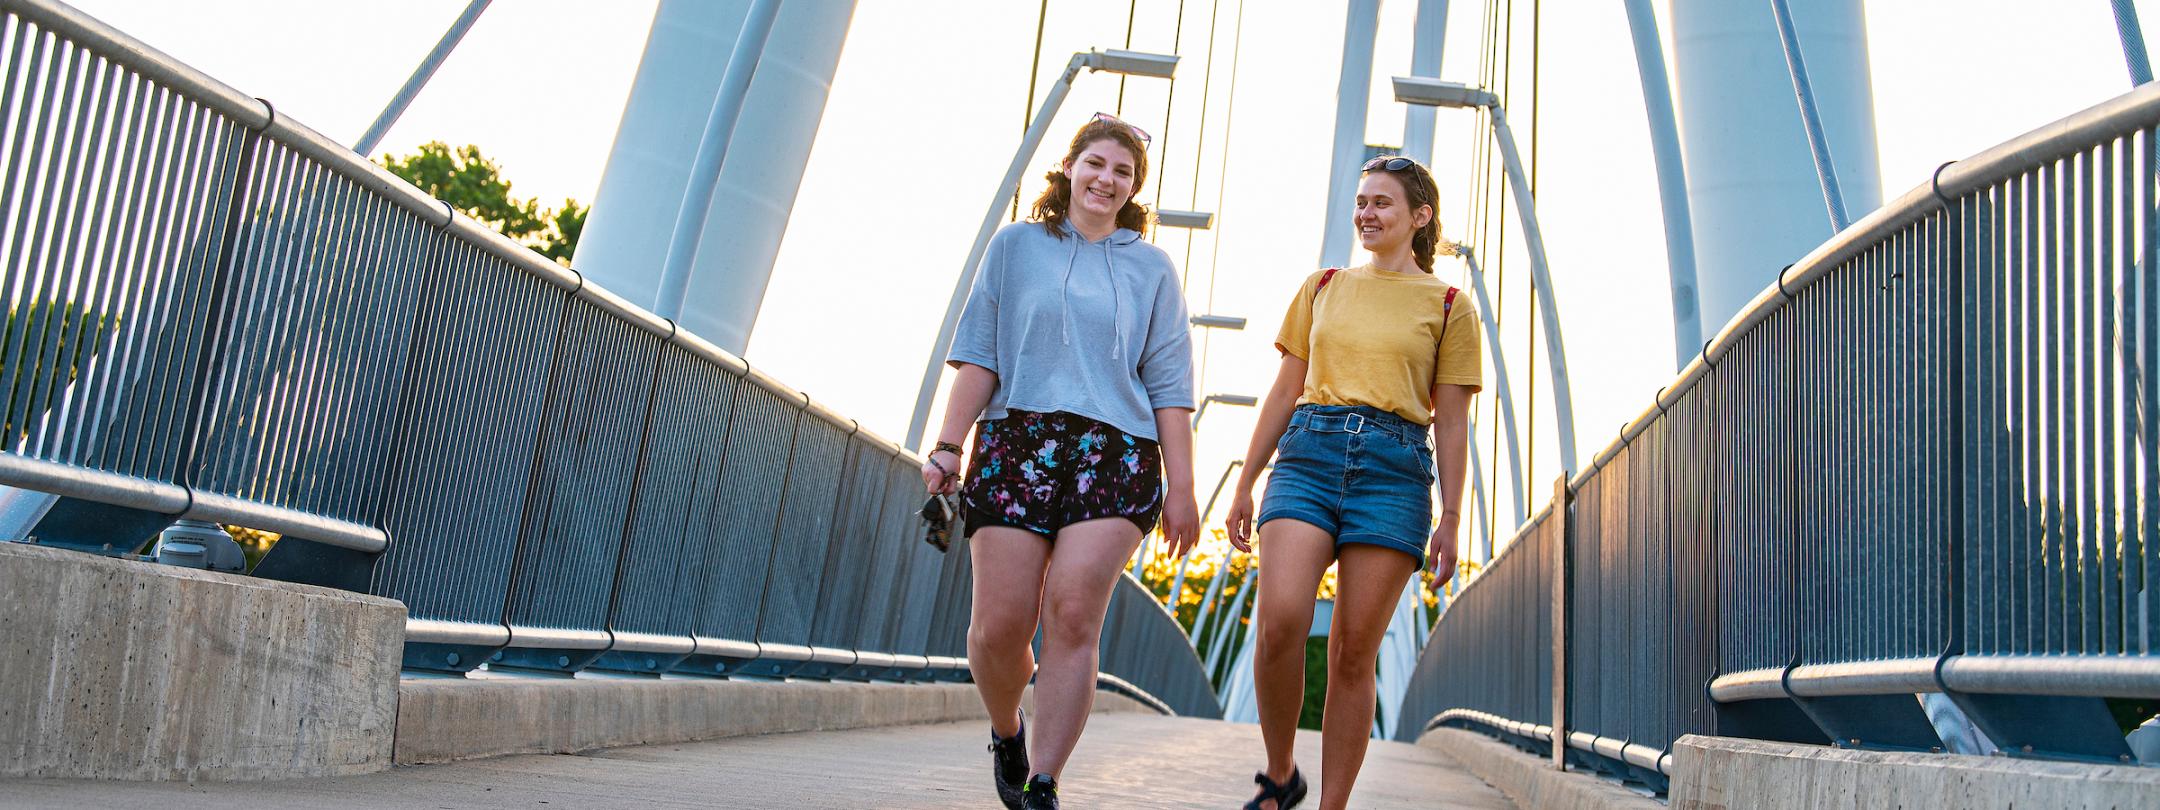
[1403,76,2160,780]
[0,0,1223,715]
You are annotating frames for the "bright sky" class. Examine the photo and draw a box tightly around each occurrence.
[62,0,2160,547]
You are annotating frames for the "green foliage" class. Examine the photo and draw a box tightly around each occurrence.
[538,199,587,265]
[380,142,583,266]
[0,301,117,442]
[1300,636,1329,730]
[2108,696,2155,737]
[226,525,279,573]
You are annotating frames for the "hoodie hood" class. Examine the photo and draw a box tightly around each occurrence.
[1054,218,1144,245]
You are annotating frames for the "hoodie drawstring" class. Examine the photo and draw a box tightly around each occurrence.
[1058,237,1082,349]
[1103,239,1123,361]
[1059,228,1129,361]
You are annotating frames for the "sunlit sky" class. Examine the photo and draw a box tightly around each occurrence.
[64,0,2160,548]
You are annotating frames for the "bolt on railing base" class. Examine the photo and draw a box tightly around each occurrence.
[587,650,692,676]
[1949,693,2137,764]
[16,497,169,557]
[490,646,607,675]
[791,646,858,681]
[1790,694,1944,753]
[678,638,763,679]
[404,641,496,674]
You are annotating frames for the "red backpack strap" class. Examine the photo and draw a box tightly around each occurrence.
[1315,267,1342,297]
[1433,287,1460,387]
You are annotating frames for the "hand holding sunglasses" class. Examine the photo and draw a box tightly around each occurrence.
[919,493,956,552]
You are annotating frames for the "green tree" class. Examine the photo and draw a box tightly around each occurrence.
[380,142,583,266]
[538,198,586,266]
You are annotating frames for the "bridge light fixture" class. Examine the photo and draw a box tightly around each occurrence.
[1083,48,1181,79]
[1157,209,1214,229]
[1189,314,1246,330]
[1390,76,1497,110]
[908,47,1181,451]
[1192,393,1258,429]
[1389,73,1579,476]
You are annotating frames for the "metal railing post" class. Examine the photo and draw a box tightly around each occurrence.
[906,52,1090,450]
[1551,474,1570,770]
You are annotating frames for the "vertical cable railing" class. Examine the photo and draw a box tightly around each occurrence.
[1400,78,2160,783]
[0,0,1222,716]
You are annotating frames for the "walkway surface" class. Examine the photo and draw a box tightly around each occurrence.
[3,714,1514,809]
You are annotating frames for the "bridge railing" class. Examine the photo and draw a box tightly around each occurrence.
[1400,78,2160,780]
[0,0,1222,717]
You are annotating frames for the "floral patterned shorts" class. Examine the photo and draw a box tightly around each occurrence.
[960,409,1162,540]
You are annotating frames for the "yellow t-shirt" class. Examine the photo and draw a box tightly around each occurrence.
[1274,264,1483,425]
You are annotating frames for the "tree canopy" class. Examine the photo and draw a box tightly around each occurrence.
[380,142,584,266]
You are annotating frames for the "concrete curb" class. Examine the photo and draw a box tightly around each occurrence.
[394,677,1153,765]
[0,542,406,781]
[1670,734,2160,809]
[1416,727,1663,810]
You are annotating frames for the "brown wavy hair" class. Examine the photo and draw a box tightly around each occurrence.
[1031,117,1151,238]
[1362,155,1458,273]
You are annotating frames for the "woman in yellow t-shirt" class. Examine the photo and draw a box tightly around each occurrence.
[1223,155,1480,810]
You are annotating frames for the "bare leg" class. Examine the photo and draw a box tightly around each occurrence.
[968,527,1052,737]
[1250,518,1336,808]
[1028,516,1144,778]
[1315,543,1418,810]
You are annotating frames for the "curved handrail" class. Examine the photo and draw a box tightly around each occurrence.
[1402,77,2160,778]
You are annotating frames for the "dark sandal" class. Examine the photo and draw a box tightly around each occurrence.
[1243,767,1308,810]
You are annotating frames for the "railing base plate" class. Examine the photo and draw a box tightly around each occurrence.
[1950,692,2136,763]
[403,640,496,673]
[1794,694,1943,752]
[491,646,605,674]
[1713,696,1831,745]
[21,496,165,556]
[587,650,691,676]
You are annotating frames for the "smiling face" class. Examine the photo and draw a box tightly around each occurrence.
[1063,137,1141,225]
[1354,171,1432,255]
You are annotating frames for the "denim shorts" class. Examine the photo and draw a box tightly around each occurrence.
[1257,404,1434,561]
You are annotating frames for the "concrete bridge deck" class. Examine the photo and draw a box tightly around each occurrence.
[0,714,1514,809]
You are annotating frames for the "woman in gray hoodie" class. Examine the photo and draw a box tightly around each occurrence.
[921,114,1199,810]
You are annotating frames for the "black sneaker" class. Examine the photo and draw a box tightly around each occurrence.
[988,713,1028,809]
[1020,774,1058,810]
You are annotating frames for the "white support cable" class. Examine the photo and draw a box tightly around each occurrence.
[1768,0,1850,233]
[1179,0,1224,295]
[1196,0,1247,403]
[1149,0,1188,228]
[2114,0,2155,86]
[354,0,491,156]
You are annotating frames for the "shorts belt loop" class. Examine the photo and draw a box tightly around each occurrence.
[1345,413,1366,434]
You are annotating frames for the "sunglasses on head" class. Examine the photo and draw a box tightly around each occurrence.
[1091,112,1152,147]
[1363,156,1428,175]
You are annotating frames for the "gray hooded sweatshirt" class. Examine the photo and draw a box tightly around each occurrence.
[947,219,1195,441]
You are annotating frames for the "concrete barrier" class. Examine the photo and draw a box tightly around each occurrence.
[1670,734,2160,809]
[394,677,1156,765]
[0,541,405,780]
[1415,727,1664,810]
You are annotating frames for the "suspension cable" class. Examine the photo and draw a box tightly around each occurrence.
[1116,0,1138,115]
[1197,0,1246,404]
[1181,0,1224,295]
[1151,0,1188,226]
[1011,0,1050,222]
